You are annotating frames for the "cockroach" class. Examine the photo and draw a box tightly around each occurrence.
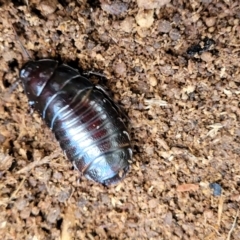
[15,28,132,186]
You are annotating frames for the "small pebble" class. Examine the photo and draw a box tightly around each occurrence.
[53,171,63,180]
[38,0,58,16]
[169,29,181,41]
[114,62,127,76]
[47,206,61,223]
[201,52,213,62]
[137,0,170,9]
[209,183,222,196]
[0,134,5,143]
[28,176,37,187]
[160,64,174,76]
[158,20,172,33]
[101,1,128,15]
[149,75,158,87]
[120,17,134,33]
[31,206,40,215]
[57,189,71,203]
[173,13,181,24]
[0,153,13,171]
[205,17,216,27]
[164,212,173,225]
[20,208,31,219]
[15,198,28,211]
[135,9,154,28]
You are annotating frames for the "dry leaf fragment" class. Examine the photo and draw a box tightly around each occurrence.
[176,183,199,192]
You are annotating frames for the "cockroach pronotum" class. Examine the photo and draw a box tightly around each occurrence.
[14,27,132,186]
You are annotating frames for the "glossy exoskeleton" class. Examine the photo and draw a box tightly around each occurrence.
[20,59,132,185]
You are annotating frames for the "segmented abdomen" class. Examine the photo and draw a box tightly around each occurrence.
[21,60,131,185]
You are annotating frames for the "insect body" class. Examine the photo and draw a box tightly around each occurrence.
[20,59,132,185]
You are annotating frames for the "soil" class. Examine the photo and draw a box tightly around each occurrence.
[0,0,240,239]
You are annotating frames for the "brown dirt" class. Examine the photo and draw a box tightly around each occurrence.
[0,0,240,239]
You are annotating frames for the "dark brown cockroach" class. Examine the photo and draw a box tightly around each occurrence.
[16,34,132,186]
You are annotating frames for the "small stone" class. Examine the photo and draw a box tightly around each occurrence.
[169,29,181,41]
[173,14,181,24]
[203,210,213,219]
[20,208,31,219]
[201,52,214,62]
[120,17,134,33]
[209,183,222,196]
[38,0,58,16]
[0,134,5,143]
[101,1,128,15]
[47,206,61,223]
[53,171,63,180]
[158,20,172,33]
[114,62,127,76]
[208,27,215,33]
[57,189,71,203]
[164,212,173,225]
[231,194,240,202]
[135,10,154,28]
[28,176,37,187]
[15,198,28,211]
[160,64,174,76]
[148,199,158,208]
[0,153,13,171]
[149,75,158,86]
[137,0,170,9]
[31,206,40,215]
[205,17,216,27]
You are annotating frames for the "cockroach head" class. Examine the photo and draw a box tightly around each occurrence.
[19,59,58,98]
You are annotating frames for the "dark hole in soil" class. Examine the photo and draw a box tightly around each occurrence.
[26,150,33,161]
[87,0,100,8]
[133,145,140,153]
[31,8,46,20]
[3,79,11,88]
[56,218,63,230]
[11,0,24,7]
[41,227,51,234]
[9,160,17,172]
[56,30,62,36]
[8,59,19,72]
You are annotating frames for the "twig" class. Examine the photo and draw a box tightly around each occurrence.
[17,151,61,174]
[0,176,26,206]
[61,206,75,240]
[227,209,239,240]
[9,176,26,200]
[217,195,224,226]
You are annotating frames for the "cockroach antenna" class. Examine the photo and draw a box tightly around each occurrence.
[11,24,32,62]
